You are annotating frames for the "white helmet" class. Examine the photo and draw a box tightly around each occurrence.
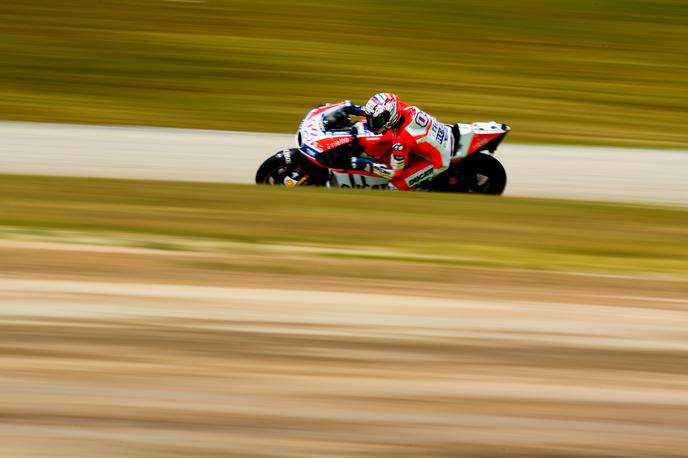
[364,92,400,133]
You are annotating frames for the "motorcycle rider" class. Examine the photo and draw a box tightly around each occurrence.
[350,93,456,190]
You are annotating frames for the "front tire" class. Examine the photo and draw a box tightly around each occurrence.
[255,150,297,185]
[255,149,328,186]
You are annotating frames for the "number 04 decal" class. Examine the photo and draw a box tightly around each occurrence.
[414,112,429,128]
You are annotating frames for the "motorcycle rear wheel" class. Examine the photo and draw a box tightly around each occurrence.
[441,153,507,195]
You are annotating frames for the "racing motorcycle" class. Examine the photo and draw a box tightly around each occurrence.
[255,102,509,194]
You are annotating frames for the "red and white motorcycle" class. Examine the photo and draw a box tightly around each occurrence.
[256,102,510,194]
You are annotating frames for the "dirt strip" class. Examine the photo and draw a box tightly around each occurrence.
[1,243,688,457]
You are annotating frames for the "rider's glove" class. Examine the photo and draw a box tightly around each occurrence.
[351,157,394,179]
[351,157,373,173]
[343,100,364,116]
[323,110,349,130]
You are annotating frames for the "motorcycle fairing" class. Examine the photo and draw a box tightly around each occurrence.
[453,122,509,160]
[330,171,389,189]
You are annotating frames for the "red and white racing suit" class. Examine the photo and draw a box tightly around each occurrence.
[384,103,454,190]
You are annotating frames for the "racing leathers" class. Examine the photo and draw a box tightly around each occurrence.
[352,102,454,190]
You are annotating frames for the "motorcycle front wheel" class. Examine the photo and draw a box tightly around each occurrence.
[255,149,329,186]
[255,150,298,185]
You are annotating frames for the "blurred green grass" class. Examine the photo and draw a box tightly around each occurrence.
[1,0,686,147]
[2,174,688,274]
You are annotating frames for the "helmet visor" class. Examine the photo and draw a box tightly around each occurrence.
[366,112,390,133]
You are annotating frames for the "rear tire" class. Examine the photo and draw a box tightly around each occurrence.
[440,153,507,195]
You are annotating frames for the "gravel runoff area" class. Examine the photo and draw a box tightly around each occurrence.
[1,268,687,457]
[1,121,687,205]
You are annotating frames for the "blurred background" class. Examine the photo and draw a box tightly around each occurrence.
[2,1,688,457]
[1,0,686,146]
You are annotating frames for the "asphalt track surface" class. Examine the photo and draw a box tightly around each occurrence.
[1,121,687,205]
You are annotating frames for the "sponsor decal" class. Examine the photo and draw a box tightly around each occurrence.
[316,137,351,150]
[334,172,388,189]
[392,143,404,151]
[340,183,388,190]
[303,120,321,141]
[406,166,434,187]
[435,126,445,144]
[414,112,429,128]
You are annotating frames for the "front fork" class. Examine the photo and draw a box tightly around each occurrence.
[283,172,309,187]
[283,148,329,186]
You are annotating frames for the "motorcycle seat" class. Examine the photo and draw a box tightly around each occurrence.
[450,123,461,155]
